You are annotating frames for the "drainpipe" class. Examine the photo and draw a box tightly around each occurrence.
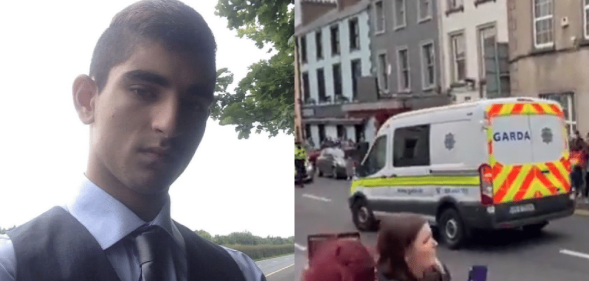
[436,0,447,98]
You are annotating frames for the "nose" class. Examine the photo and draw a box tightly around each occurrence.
[152,95,181,138]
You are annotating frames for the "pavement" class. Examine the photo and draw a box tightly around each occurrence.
[255,254,294,281]
[295,178,589,281]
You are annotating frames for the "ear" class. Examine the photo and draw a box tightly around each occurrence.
[73,75,98,125]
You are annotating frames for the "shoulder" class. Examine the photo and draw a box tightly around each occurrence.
[221,246,266,281]
[173,222,266,281]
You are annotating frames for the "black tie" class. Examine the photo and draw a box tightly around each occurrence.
[134,226,167,281]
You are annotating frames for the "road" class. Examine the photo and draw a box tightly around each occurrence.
[295,177,589,281]
[256,254,294,281]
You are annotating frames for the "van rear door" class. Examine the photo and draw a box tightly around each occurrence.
[528,113,570,197]
[488,113,534,204]
[486,102,570,204]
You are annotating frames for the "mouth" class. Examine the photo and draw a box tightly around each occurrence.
[141,147,176,163]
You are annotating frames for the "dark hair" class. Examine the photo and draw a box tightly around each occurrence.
[89,0,217,93]
[376,213,427,281]
[304,239,375,281]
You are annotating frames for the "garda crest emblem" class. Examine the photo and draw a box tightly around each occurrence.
[541,127,553,144]
[444,133,455,150]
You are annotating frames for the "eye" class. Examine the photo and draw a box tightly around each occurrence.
[130,87,157,100]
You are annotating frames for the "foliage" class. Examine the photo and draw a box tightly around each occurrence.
[226,244,294,261]
[212,0,295,139]
[194,229,294,246]
[0,226,16,235]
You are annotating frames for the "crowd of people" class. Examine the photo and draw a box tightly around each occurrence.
[570,131,589,202]
[302,213,452,281]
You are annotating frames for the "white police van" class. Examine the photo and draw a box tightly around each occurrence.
[349,97,575,249]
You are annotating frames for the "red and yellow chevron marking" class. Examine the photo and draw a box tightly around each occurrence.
[486,102,564,120]
[485,101,570,203]
[490,163,569,203]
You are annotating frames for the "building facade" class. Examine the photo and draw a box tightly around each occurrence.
[296,0,374,147]
[367,0,446,105]
[339,0,450,143]
[438,0,509,103]
[508,0,589,135]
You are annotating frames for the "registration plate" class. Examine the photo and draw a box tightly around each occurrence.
[509,204,535,214]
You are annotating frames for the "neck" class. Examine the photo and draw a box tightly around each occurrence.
[86,156,167,222]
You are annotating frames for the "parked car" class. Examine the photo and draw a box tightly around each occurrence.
[316,147,348,179]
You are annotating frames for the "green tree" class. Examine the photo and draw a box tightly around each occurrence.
[194,229,213,241]
[213,0,295,139]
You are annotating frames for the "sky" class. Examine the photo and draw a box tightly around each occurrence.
[0,0,293,238]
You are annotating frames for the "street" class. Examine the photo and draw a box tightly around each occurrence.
[256,254,294,281]
[295,177,589,281]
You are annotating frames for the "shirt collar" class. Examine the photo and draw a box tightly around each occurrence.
[63,175,186,252]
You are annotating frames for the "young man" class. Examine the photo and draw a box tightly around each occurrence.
[0,1,267,280]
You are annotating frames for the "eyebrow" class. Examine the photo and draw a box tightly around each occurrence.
[186,83,215,103]
[123,70,171,87]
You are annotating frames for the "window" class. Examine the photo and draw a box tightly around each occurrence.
[302,72,310,101]
[393,125,430,167]
[420,42,435,89]
[330,25,340,55]
[337,125,346,139]
[349,18,360,50]
[394,0,406,29]
[318,124,326,144]
[450,32,466,82]
[584,0,589,39]
[533,0,553,47]
[375,1,385,33]
[478,24,497,79]
[300,36,307,63]
[315,31,323,60]
[377,53,389,91]
[332,64,342,97]
[540,92,576,135]
[317,69,326,102]
[464,96,471,101]
[362,135,388,175]
[418,0,432,22]
[448,0,463,9]
[305,125,312,141]
[351,59,362,100]
[397,47,410,91]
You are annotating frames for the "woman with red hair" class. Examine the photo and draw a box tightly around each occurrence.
[303,238,376,281]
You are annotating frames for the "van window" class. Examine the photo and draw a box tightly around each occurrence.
[363,135,387,174]
[394,125,430,167]
[491,115,534,165]
[528,115,566,163]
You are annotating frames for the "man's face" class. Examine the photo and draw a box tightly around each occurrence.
[90,42,215,194]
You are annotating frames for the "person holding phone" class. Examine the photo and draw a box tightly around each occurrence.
[376,213,451,281]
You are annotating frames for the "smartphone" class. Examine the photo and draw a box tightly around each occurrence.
[468,265,488,281]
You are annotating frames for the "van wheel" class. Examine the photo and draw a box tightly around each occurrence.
[438,208,467,250]
[352,199,378,232]
[522,221,548,235]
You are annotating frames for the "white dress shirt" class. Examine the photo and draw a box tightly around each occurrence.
[0,176,265,281]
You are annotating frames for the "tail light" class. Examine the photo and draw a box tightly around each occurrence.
[479,164,494,206]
